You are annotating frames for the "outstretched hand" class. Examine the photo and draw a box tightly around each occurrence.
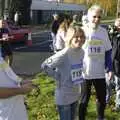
[20,80,38,94]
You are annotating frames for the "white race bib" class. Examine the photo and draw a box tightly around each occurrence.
[86,39,104,58]
[71,64,84,84]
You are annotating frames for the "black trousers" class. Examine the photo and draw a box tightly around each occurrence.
[79,79,106,120]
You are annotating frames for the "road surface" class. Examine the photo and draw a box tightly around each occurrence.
[11,31,53,76]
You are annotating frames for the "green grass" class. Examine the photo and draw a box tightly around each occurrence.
[25,73,120,120]
[25,73,58,120]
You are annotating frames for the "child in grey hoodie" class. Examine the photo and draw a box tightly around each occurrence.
[41,25,86,120]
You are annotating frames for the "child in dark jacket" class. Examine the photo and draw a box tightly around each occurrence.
[109,18,120,111]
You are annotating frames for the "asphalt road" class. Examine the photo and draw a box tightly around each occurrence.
[11,31,54,76]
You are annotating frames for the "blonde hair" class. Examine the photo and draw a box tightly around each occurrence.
[88,4,103,16]
[115,18,120,26]
[58,18,70,32]
[65,25,85,47]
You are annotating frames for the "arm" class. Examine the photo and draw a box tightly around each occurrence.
[105,49,112,72]
[41,50,66,76]
[0,82,35,99]
[55,31,65,50]
[0,61,36,98]
[0,87,24,98]
[105,49,113,80]
[104,28,112,72]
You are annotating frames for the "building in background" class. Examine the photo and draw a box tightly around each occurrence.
[31,0,86,24]
[0,0,86,24]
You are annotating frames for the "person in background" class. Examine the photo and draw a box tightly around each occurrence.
[41,25,86,120]
[81,15,88,27]
[0,49,36,120]
[109,18,120,111]
[105,71,112,104]
[14,11,19,26]
[79,4,112,120]
[55,15,71,51]
[0,19,13,66]
[70,14,80,26]
[51,14,60,52]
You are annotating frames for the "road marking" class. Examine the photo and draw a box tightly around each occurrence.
[14,40,52,50]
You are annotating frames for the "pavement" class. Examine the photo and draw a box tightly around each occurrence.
[12,52,53,77]
[11,25,52,76]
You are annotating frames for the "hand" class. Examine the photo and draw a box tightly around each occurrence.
[108,71,113,80]
[20,80,33,85]
[2,34,9,41]
[20,82,37,94]
[2,37,8,41]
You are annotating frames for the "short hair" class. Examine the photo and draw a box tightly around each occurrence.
[65,25,85,47]
[53,14,59,19]
[114,18,120,26]
[73,14,78,20]
[88,4,103,15]
[82,15,88,25]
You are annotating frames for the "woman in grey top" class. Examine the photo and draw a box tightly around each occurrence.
[41,25,86,120]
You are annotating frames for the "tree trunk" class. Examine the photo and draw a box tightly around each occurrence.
[117,0,120,17]
[0,0,5,18]
[4,0,9,19]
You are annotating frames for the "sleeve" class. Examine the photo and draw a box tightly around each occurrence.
[1,61,22,87]
[4,28,9,34]
[55,31,65,50]
[105,49,112,72]
[104,29,112,51]
[103,29,112,72]
[41,50,66,77]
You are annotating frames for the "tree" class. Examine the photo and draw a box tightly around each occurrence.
[117,0,120,17]
[64,0,117,16]
[9,0,32,25]
[0,0,5,18]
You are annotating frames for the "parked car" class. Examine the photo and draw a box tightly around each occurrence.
[4,20,30,43]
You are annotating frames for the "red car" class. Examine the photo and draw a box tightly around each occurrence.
[4,20,30,43]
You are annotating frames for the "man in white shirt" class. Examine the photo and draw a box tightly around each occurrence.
[79,5,112,120]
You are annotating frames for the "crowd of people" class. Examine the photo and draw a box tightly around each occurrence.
[46,4,120,120]
[0,3,120,120]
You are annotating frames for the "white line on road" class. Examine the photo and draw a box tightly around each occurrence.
[14,40,52,50]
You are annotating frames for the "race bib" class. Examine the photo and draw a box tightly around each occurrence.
[87,40,104,57]
[71,64,84,84]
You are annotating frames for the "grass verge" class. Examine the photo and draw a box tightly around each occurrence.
[25,73,120,120]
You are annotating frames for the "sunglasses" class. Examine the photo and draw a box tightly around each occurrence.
[93,16,101,19]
